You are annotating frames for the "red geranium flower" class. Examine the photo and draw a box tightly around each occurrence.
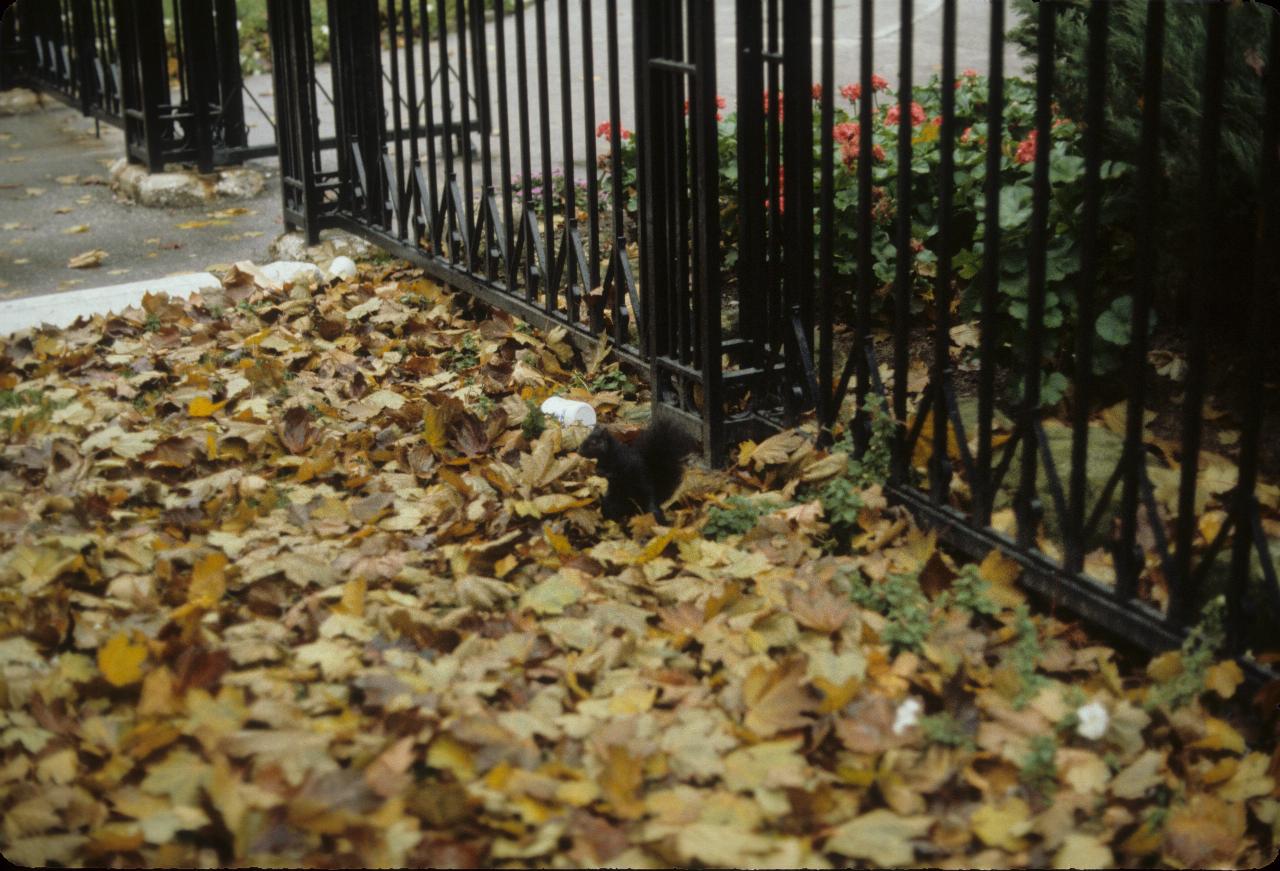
[840,82,862,103]
[833,121,860,145]
[870,74,889,92]
[1015,128,1038,164]
[595,121,632,141]
[812,83,823,100]
[885,101,926,127]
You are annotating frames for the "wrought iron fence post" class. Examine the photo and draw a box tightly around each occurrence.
[116,0,170,171]
[267,0,321,241]
[180,0,217,173]
[634,0,722,461]
[70,0,97,115]
[212,0,247,155]
[327,0,385,225]
[0,4,24,90]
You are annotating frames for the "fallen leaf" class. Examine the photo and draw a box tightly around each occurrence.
[68,249,108,268]
[98,633,148,687]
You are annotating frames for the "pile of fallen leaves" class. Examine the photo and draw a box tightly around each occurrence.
[0,262,1276,868]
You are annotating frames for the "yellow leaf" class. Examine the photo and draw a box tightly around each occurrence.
[98,633,148,687]
[600,745,645,820]
[1218,752,1274,802]
[1204,660,1244,700]
[188,553,227,605]
[422,404,448,452]
[1147,650,1183,683]
[1053,833,1114,869]
[1191,717,1246,754]
[971,796,1032,851]
[188,396,227,418]
[427,736,475,781]
[826,809,934,866]
[544,527,575,556]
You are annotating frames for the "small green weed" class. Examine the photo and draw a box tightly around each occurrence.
[938,564,1000,618]
[1146,597,1227,711]
[850,571,933,654]
[445,334,481,370]
[919,712,974,749]
[1020,734,1059,799]
[521,400,547,441]
[1010,604,1049,709]
[835,393,896,488]
[704,496,774,541]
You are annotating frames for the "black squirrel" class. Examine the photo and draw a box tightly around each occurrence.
[578,416,698,524]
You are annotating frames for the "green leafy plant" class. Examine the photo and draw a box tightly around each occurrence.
[1010,0,1271,348]
[1146,597,1227,711]
[703,496,774,541]
[1020,734,1059,799]
[588,366,636,396]
[919,712,974,749]
[600,72,1143,406]
[445,334,481,370]
[1009,604,1049,708]
[938,564,1000,619]
[521,399,546,441]
[850,571,933,654]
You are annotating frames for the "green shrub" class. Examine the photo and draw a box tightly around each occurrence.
[599,72,1142,406]
[1009,0,1271,341]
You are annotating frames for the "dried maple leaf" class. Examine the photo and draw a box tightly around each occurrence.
[742,657,817,737]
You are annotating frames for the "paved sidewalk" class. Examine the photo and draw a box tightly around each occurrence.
[0,101,284,303]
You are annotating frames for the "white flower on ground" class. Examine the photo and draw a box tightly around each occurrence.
[892,697,923,735]
[1075,700,1109,740]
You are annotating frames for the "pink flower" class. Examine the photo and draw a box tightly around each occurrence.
[812,83,823,100]
[870,74,889,92]
[833,121,860,145]
[841,139,858,170]
[872,144,886,162]
[1015,128,1039,164]
[885,101,926,127]
[596,121,632,141]
[840,82,862,103]
[963,68,979,78]
[932,115,942,127]
[960,126,973,144]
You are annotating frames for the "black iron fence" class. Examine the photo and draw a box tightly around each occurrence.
[2,0,257,171]
[271,0,1279,676]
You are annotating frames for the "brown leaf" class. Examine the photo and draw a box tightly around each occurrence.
[742,657,817,737]
[279,406,319,454]
[1162,793,1246,868]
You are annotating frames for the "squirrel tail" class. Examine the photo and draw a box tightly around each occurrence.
[644,415,699,460]
[641,415,699,503]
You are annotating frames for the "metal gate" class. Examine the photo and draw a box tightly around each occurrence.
[269,0,1279,678]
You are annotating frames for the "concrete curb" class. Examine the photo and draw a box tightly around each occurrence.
[0,272,222,337]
